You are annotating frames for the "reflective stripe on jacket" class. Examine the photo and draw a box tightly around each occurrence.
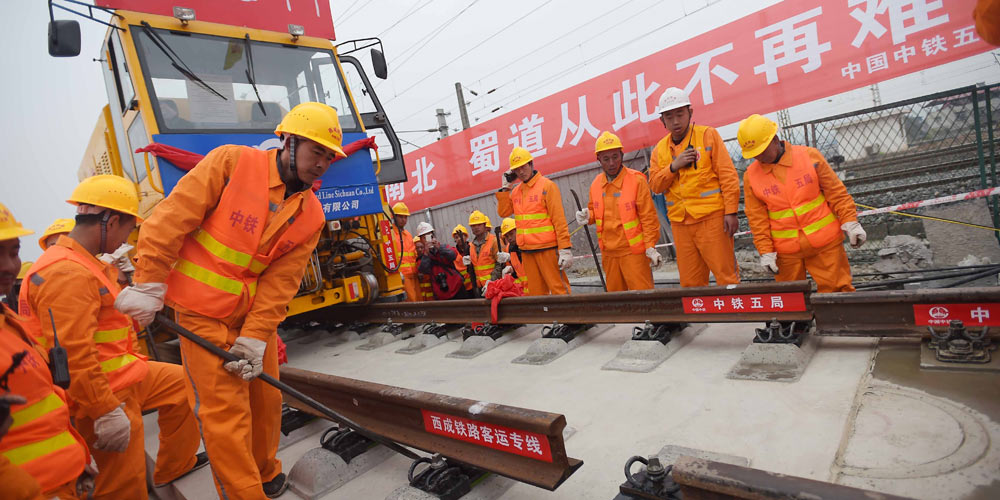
[589,168,646,255]
[511,179,557,249]
[469,233,498,287]
[654,125,725,222]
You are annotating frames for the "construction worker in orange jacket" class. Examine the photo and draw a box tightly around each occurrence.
[0,202,95,500]
[496,147,573,295]
[738,114,866,293]
[576,132,662,291]
[496,217,528,292]
[18,178,205,500]
[648,87,741,288]
[466,210,503,291]
[451,225,475,294]
[391,202,422,302]
[414,237,435,300]
[114,102,346,499]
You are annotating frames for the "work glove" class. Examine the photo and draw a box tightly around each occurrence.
[115,282,167,328]
[842,221,867,248]
[575,208,589,226]
[223,337,267,381]
[481,280,491,295]
[502,265,514,276]
[760,252,779,274]
[558,249,574,271]
[93,403,131,452]
[99,243,135,274]
[501,174,513,191]
[496,251,510,264]
[462,255,472,266]
[646,247,663,269]
[77,456,99,498]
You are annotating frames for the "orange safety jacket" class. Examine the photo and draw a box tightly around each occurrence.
[19,246,148,393]
[395,227,417,276]
[0,306,88,493]
[589,168,646,254]
[164,147,324,319]
[655,125,725,222]
[453,253,474,291]
[745,145,842,254]
[469,233,498,287]
[417,273,434,300]
[510,179,558,249]
[500,238,528,291]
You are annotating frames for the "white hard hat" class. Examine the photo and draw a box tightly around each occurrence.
[655,87,691,114]
[416,221,434,237]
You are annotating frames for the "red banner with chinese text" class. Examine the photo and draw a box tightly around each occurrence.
[95,0,336,40]
[682,292,808,314]
[391,0,990,211]
[913,303,1000,326]
[420,409,554,462]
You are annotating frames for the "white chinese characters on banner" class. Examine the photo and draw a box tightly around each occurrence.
[556,95,600,148]
[754,7,831,85]
[507,114,547,157]
[385,182,405,203]
[953,25,980,47]
[612,73,660,131]
[848,0,949,47]
[921,34,948,55]
[676,43,739,106]
[411,157,437,194]
[469,131,500,176]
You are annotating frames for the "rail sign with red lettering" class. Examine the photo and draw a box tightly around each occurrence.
[421,409,553,463]
[913,303,1000,326]
[683,292,807,314]
[379,220,398,270]
[391,0,990,211]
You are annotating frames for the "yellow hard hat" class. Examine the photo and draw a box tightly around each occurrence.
[392,202,410,216]
[737,114,779,159]
[500,217,516,236]
[275,102,347,158]
[508,147,533,171]
[38,218,75,250]
[413,235,421,243]
[468,210,489,226]
[595,131,623,154]
[0,202,34,241]
[17,261,32,280]
[452,224,468,236]
[67,175,143,222]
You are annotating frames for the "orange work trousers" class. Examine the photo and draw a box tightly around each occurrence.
[602,252,654,291]
[75,361,200,500]
[521,248,571,295]
[776,237,855,293]
[402,273,422,302]
[176,310,282,500]
[671,212,740,287]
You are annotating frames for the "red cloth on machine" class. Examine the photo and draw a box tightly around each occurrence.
[276,336,288,365]
[482,274,524,323]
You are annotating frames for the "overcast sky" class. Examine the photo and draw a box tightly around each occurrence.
[2,0,998,262]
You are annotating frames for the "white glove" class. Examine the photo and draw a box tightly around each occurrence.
[99,243,135,273]
[496,251,510,264]
[842,221,867,248]
[114,282,166,328]
[502,265,514,276]
[462,255,472,266]
[77,456,99,497]
[575,208,589,226]
[645,247,663,269]
[558,249,573,271]
[223,337,267,381]
[501,174,512,191]
[481,280,491,295]
[93,403,131,452]
[760,252,779,274]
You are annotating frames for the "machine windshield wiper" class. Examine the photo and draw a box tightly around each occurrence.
[243,34,266,115]
[139,21,226,101]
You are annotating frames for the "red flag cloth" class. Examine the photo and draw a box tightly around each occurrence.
[276,335,288,365]
[134,136,378,172]
[482,274,524,323]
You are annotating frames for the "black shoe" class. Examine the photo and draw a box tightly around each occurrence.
[263,472,289,498]
[154,452,210,487]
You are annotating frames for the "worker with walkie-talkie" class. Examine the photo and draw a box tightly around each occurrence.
[0,201,94,500]
[18,177,206,500]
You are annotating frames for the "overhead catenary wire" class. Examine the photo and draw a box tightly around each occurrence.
[376,0,435,38]
[375,0,483,82]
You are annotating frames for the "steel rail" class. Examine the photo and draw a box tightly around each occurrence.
[295,281,814,325]
[279,367,582,490]
[812,287,1000,337]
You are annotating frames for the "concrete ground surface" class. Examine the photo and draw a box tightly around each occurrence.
[142,323,1000,500]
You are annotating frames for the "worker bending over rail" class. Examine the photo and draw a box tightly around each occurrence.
[390,202,422,302]
[576,132,661,291]
[415,222,471,300]
[0,202,94,500]
[738,114,867,293]
[648,87,741,288]
[116,102,345,499]
[19,177,205,499]
[495,217,528,292]
[496,148,574,295]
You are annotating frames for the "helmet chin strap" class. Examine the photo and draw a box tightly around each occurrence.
[99,210,111,255]
[281,135,305,193]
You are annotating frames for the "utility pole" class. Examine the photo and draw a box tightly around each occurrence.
[435,108,450,139]
[870,84,882,106]
[455,82,471,130]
